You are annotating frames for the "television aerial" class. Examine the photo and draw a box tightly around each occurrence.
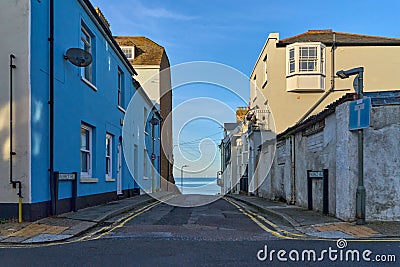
[64,48,92,67]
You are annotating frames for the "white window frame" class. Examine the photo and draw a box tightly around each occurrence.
[143,149,148,178]
[80,125,92,177]
[117,68,124,108]
[144,107,148,135]
[106,133,113,179]
[120,46,135,59]
[286,42,326,76]
[81,25,94,85]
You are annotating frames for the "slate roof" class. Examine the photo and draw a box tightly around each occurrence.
[114,36,165,66]
[277,30,400,46]
[224,123,239,132]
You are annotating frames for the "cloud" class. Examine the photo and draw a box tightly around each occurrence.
[128,1,198,21]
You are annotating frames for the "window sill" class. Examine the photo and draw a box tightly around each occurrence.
[143,176,149,180]
[81,77,98,91]
[106,177,116,182]
[118,106,126,113]
[286,73,326,78]
[80,177,98,183]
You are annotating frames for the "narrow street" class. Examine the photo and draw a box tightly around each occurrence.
[1,195,399,266]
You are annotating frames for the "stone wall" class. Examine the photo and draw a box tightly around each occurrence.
[258,99,400,221]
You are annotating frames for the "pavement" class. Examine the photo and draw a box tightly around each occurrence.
[227,194,400,239]
[0,191,174,244]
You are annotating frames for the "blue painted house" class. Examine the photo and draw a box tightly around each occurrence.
[0,0,161,221]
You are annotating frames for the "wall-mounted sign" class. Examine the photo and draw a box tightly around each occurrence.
[349,97,371,131]
[58,173,76,181]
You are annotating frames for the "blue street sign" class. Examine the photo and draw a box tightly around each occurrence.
[349,97,371,131]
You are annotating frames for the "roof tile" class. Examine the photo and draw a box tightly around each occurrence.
[114,36,165,66]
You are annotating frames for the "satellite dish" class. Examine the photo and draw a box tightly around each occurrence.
[64,48,92,67]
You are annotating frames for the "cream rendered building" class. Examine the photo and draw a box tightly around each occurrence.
[115,36,174,189]
[250,30,400,134]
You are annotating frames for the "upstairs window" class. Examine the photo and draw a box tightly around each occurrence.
[299,47,317,72]
[286,43,325,76]
[289,48,295,73]
[121,46,135,59]
[81,24,95,84]
[118,68,124,108]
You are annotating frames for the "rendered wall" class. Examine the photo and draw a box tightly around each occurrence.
[0,0,31,204]
[30,0,140,204]
[259,100,400,221]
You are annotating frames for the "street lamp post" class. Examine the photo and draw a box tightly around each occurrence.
[149,115,159,193]
[181,164,189,194]
[336,67,365,225]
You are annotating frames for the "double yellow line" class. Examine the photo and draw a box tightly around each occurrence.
[80,195,174,241]
[224,197,303,240]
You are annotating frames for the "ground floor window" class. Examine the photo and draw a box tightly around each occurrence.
[81,124,92,177]
[106,133,113,178]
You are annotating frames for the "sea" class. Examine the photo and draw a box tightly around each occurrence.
[174,177,221,195]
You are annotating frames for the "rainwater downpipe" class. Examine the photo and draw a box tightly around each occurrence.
[10,54,23,223]
[49,0,56,216]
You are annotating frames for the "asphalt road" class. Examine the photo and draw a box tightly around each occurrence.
[1,196,399,266]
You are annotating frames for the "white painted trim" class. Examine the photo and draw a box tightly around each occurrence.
[81,77,98,91]
[105,177,116,182]
[80,124,93,177]
[118,106,126,113]
[132,65,161,69]
[80,177,98,183]
[105,133,113,179]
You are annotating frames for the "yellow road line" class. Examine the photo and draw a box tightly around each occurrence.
[247,210,304,238]
[224,197,295,239]
[78,200,161,241]
[91,201,162,240]
[88,194,176,240]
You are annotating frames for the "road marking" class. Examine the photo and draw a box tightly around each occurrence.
[0,196,176,248]
[224,197,295,239]
[247,210,304,238]
[90,201,163,240]
[78,200,162,241]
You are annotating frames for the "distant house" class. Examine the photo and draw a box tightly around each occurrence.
[0,0,160,221]
[250,29,400,133]
[115,36,174,189]
[222,30,400,199]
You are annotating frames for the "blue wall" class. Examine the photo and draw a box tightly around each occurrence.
[30,0,142,203]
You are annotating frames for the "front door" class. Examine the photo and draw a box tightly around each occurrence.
[117,143,122,195]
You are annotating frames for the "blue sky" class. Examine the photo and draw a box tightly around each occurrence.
[90,0,400,178]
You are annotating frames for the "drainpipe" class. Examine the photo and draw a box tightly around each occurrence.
[9,54,23,223]
[49,0,56,215]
